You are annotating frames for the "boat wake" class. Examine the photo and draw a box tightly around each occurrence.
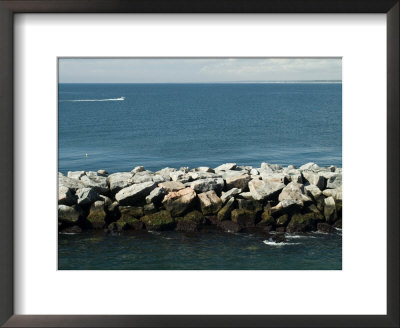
[61,97,125,102]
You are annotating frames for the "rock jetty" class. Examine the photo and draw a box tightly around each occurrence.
[58,162,342,237]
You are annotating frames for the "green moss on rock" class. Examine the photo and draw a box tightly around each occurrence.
[257,212,276,226]
[140,210,175,231]
[231,209,256,227]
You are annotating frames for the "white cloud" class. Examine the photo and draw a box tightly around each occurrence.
[59,58,341,83]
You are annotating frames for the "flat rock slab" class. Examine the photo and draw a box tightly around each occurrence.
[115,181,157,206]
[189,178,225,193]
[107,172,134,194]
[248,179,285,201]
[158,181,186,192]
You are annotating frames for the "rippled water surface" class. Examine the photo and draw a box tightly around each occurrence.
[58,230,342,270]
[58,83,342,173]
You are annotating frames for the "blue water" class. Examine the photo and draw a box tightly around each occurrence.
[58,83,342,173]
[58,230,342,270]
[58,83,342,270]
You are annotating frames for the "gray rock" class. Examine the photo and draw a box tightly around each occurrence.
[261,162,282,172]
[76,187,99,206]
[99,195,112,207]
[220,188,242,203]
[132,172,153,184]
[196,166,214,173]
[238,192,254,200]
[278,182,311,206]
[326,173,342,189]
[156,167,176,180]
[115,181,157,206]
[248,179,285,201]
[80,173,109,194]
[58,205,80,223]
[225,174,251,190]
[214,163,237,171]
[67,171,85,180]
[260,172,289,184]
[302,171,326,190]
[158,181,186,192]
[107,172,134,194]
[250,168,259,175]
[323,187,342,201]
[58,185,76,206]
[162,187,197,217]
[299,162,320,171]
[220,170,248,180]
[305,184,322,199]
[198,190,223,215]
[190,178,225,193]
[59,174,86,191]
[97,169,108,176]
[217,197,235,221]
[324,196,337,222]
[131,166,145,174]
[170,171,192,183]
[146,187,167,204]
[152,174,167,184]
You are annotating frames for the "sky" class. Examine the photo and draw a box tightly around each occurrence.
[58,58,342,83]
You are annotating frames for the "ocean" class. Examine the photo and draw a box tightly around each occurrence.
[58,82,342,270]
[58,83,342,174]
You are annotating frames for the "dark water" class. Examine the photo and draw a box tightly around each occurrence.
[58,230,342,270]
[58,83,342,173]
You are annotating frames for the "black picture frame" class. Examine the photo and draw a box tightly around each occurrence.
[0,1,398,327]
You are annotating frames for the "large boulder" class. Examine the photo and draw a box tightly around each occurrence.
[115,181,157,206]
[140,210,175,231]
[146,187,167,204]
[175,210,205,232]
[107,172,134,194]
[217,197,235,221]
[67,171,85,180]
[260,172,289,184]
[299,162,320,171]
[158,181,185,192]
[324,196,337,223]
[132,171,153,184]
[58,205,80,224]
[286,212,316,232]
[156,167,176,180]
[326,173,342,189]
[58,185,76,206]
[302,171,326,190]
[198,190,223,215]
[162,187,197,217]
[170,171,192,183]
[278,182,311,206]
[231,209,256,227]
[87,200,107,229]
[80,172,109,194]
[248,179,285,201]
[59,174,86,191]
[76,187,99,206]
[225,174,251,190]
[237,198,263,213]
[220,188,241,203]
[214,163,237,171]
[189,178,225,193]
[119,206,144,220]
[261,162,282,172]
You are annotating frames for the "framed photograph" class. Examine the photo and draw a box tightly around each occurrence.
[0,1,398,327]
